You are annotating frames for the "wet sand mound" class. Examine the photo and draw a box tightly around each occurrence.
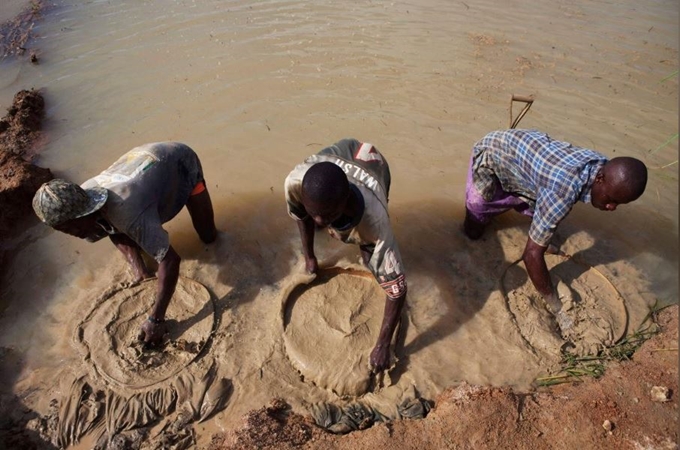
[502,254,628,358]
[282,268,385,397]
[77,277,215,390]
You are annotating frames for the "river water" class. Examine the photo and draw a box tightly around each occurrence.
[0,0,677,446]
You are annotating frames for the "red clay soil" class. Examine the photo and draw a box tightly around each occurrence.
[0,88,46,156]
[210,305,678,450]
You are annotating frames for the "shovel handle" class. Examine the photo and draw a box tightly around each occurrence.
[511,94,534,103]
[509,94,535,128]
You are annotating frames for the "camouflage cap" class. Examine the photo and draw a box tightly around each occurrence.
[32,179,108,227]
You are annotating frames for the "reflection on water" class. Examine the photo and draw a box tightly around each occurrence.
[0,0,677,445]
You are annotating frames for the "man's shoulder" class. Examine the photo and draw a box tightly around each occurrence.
[317,138,382,162]
[356,184,389,221]
[286,160,313,183]
[284,161,313,200]
[321,138,361,155]
[129,142,193,157]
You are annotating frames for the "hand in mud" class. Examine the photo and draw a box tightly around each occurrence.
[544,292,563,316]
[370,344,391,373]
[305,256,318,275]
[138,319,167,349]
[555,280,574,311]
[545,287,574,335]
[554,310,574,334]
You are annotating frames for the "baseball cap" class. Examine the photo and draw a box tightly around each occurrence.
[32,179,108,227]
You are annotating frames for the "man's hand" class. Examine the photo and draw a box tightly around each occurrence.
[371,291,406,373]
[543,292,563,314]
[552,280,575,334]
[554,310,574,333]
[297,217,318,275]
[370,344,391,373]
[305,256,319,274]
[138,319,167,348]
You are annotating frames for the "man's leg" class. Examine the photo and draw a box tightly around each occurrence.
[186,181,217,243]
[464,155,494,240]
[463,207,486,240]
[464,177,528,240]
[465,189,530,240]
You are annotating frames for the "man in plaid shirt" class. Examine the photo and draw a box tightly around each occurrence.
[464,129,648,324]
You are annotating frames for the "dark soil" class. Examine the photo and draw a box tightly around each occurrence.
[0,89,52,238]
[0,88,46,156]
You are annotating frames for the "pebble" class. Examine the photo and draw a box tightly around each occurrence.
[602,419,613,432]
[651,386,670,402]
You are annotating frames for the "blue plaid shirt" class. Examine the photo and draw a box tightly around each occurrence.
[471,129,607,246]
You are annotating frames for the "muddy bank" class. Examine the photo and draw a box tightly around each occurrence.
[211,304,678,450]
[0,0,44,61]
[0,88,51,450]
[0,89,51,238]
[0,0,676,449]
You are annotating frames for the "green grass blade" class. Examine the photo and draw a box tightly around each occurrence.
[650,133,678,155]
[660,70,678,83]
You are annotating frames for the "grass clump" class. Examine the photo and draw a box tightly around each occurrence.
[535,300,674,387]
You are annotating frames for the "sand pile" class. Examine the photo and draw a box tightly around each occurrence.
[502,254,629,359]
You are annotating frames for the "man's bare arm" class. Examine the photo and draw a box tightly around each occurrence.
[137,246,181,346]
[370,290,406,372]
[149,245,181,321]
[109,234,153,282]
[522,237,561,312]
[297,217,318,274]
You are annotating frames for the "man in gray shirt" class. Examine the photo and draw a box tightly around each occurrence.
[285,138,406,372]
[33,142,217,347]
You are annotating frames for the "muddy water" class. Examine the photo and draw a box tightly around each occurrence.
[0,1,27,24]
[0,0,677,446]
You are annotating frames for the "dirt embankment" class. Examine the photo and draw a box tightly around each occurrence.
[210,305,678,450]
[0,1,51,239]
[0,88,52,239]
[0,3,676,450]
[0,92,52,449]
[1,90,50,442]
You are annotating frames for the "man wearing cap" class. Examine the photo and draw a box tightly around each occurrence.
[463,129,648,328]
[33,142,217,347]
[285,138,406,373]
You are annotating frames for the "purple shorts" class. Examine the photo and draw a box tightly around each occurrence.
[465,156,533,224]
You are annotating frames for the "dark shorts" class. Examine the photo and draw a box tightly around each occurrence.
[465,156,533,224]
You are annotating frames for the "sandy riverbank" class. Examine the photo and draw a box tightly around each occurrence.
[0,1,677,449]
